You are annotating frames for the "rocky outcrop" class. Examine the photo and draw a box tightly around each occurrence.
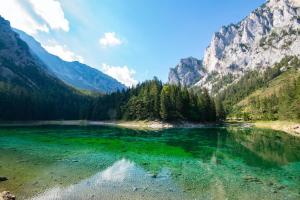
[168,0,300,91]
[203,0,300,75]
[168,57,205,86]
[0,191,16,200]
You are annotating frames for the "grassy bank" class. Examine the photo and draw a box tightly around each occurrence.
[254,121,300,137]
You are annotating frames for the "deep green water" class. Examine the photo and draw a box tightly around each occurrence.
[0,125,300,200]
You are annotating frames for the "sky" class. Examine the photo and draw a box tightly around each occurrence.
[0,0,265,87]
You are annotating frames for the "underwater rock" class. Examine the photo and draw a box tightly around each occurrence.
[267,182,274,186]
[276,185,286,190]
[0,191,16,200]
[0,177,8,182]
[243,176,262,183]
[151,174,157,178]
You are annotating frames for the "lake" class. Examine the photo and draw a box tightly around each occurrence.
[0,125,300,200]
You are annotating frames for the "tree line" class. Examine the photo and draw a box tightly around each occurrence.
[91,78,217,122]
[0,77,218,122]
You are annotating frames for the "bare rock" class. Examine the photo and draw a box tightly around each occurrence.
[168,57,205,86]
[0,191,16,200]
[168,0,300,92]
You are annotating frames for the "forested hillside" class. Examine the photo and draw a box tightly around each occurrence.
[217,56,300,121]
[0,16,217,122]
[0,17,92,120]
[91,78,216,122]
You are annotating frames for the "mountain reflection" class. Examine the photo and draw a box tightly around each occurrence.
[227,127,300,166]
[30,159,183,200]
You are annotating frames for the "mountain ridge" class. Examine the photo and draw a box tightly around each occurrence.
[168,0,300,92]
[168,57,205,86]
[14,29,126,93]
[0,16,90,120]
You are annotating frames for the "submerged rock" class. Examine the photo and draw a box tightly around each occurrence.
[243,176,262,183]
[0,191,16,200]
[0,177,8,182]
[150,174,158,178]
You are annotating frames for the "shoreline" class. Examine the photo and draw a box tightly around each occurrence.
[253,121,300,137]
[0,120,299,137]
[0,120,220,130]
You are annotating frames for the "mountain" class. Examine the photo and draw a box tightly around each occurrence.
[14,29,126,93]
[168,0,300,91]
[168,57,205,86]
[0,16,90,120]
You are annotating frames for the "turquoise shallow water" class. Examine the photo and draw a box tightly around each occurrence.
[0,125,300,200]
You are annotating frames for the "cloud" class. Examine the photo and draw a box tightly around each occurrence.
[0,0,69,34]
[99,32,122,47]
[42,42,84,63]
[100,63,138,87]
[0,0,49,34]
[28,0,69,32]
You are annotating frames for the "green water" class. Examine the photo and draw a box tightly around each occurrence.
[0,125,300,200]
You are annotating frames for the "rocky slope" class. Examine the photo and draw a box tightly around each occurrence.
[168,57,205,86]
[15,29,125,93]
[169,0,300,91]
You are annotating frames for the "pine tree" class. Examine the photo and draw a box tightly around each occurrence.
[215,97,225,120]
[160,85,171,121]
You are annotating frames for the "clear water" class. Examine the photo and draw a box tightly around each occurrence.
[0,125,300,200]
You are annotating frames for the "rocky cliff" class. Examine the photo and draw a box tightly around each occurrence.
[168,57,205,86]
[169,0,300,91]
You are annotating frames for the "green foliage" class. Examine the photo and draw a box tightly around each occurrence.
[211,73,235,95]
[90,78,217,122]
[215,97,226,120]
[218,56,300,121]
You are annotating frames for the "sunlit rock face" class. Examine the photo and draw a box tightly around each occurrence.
[169,0,300,90]
[203,0,300,75]
[168,57,205,86]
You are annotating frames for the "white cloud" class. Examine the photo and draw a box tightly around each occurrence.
[99,32,122,47]
[100,63,138,87]
[28,0,69,32]
[42,43,84,63]
[0,0,49,34]
[0,0,69,34]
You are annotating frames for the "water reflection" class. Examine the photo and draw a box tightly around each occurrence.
[1,125,300,200]
[30,159,185,200]
[228,127,300,166]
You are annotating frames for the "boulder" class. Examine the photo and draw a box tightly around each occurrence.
[0,191,16,200]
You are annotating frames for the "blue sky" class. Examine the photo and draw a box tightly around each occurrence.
[0,0,264,86]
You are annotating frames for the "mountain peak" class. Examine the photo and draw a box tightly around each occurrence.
[203,0,300,74]
[168,0,300,91]
[168,57,205,86]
